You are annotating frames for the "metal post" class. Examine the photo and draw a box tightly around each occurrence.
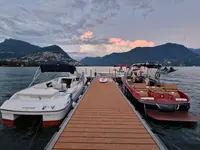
[94,68,97,77]
[115,70,116,81]
[70,93,73,103]
[90,69,92,78]
[82,72,84,84]
[85,68,87,76]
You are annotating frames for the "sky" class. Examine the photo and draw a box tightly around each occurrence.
[0,0,199,60]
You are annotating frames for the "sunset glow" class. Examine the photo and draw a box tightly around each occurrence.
[80,31,93,40]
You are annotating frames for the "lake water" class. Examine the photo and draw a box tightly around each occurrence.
[0,67,200,150]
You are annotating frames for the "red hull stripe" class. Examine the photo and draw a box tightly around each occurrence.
[2,119,14,127]
[2,119,63,128]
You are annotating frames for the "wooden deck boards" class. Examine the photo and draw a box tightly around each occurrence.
[53,77,160,150]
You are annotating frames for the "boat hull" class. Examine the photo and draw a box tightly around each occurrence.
[123,85,195,123]
[125,85,190,111]
[1,81,84,128]
[1,104,72,128]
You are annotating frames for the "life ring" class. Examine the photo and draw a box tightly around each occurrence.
[155,72,160,79]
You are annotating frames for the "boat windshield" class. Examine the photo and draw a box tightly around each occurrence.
[28,64,77,87]
[30,71,71,87]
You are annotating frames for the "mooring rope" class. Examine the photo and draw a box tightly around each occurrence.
[27,119,42,150]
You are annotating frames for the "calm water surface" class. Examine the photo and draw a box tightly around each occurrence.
[0,67,200,150]
[149,67,200,150]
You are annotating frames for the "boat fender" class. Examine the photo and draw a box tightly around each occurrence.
[72,102,77,108]
[87,82,90,85]
[69,93,73,104]
[79,95,82,100]
[176,104,180,110]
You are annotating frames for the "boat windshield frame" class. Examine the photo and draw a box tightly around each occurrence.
[128,62,177,81]
[126,62,163,81]
[40,64,76,73]
[28,64,77,87]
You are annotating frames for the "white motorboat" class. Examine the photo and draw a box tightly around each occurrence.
[0,64,87,128]
[99,77,108,83]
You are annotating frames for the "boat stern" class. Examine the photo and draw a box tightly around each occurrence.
[0,95,72,128]
[146,109,197,123]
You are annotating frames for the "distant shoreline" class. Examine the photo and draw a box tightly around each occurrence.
[0,65,199,67]
[0,66,38,67]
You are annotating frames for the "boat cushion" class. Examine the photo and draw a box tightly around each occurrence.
[127,81,134,85]
[53,83,67,90]
[168,91,180,98]
[136,90,148,97]
[149,87,165,92]
[133,83,146,89]
[162,84,177,90]
[17,88,58,98]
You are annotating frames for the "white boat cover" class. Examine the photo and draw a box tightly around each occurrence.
[17,88,58,98]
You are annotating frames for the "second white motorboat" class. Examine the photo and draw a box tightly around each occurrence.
[0,64,87,127]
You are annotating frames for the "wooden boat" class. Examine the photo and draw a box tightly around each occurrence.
[122,62,197,123]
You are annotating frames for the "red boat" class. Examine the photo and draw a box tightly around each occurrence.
[122,62,197,123]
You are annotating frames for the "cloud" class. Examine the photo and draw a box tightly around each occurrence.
[0,0,157,46]
[0,0,184,58]
[109,38,155,48]
[0,0,121,45]
[79,38,156,57]
[78,33,156,57]
[80,31,93,40]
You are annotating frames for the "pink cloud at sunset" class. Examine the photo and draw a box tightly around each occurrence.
[108,38,156,48]
[80,31,93,40]
[79,31,156,56]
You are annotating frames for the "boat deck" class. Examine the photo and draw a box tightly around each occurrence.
[45,77,166,150]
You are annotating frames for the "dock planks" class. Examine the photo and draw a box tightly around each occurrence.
[48,77,165,150]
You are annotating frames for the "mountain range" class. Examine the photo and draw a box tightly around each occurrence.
[190,48,200,55]
[0,39,83,66]
[0,38,200,66]
[81,43,200,66]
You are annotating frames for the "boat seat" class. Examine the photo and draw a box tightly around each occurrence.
[137,90,149,97]
[132,83,146,89]
[127,80,134,85]
[53,83,67,90]
[161,84,178,90]
[162,84,180,97]
[131,83,148,96]
[149,87,165,93]
[168,91,180,98]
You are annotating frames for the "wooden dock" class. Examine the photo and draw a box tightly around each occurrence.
[45,77,166,150]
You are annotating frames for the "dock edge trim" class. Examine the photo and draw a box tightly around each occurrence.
[114,80,168,150]
[44,79,95,150]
